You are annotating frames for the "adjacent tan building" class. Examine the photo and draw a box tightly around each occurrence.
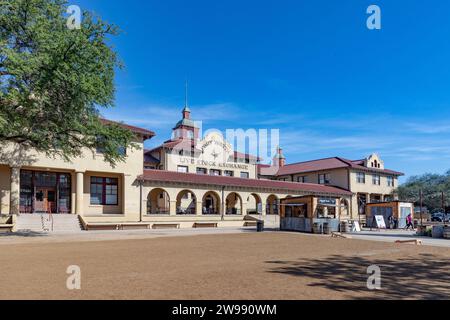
[0,106,403,231]
[259,150,404,220]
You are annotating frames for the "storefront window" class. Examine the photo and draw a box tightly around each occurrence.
[58,175,71,213]
[90,177,118,206]
[20,171,33,213]
[316,205,336,219]
[19,170,71,214]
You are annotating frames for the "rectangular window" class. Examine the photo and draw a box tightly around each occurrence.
[210,169,221,176]
[387,176,394,187]
[196,167,207,175]
[90,177,118,205]
[356,172,366,184]
[240,172,249,179]
[117,146,127,156]
[224,170,234,177]
[177,166,189,173]
[319,174,331,185]
[372,174,381,185]
[297,176,306,183]
[96,139,126,157]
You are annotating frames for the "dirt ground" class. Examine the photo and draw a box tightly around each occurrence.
[0,232,449,300]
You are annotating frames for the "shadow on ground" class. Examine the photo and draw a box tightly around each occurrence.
[267,253,450,299]
[0,231,48,238]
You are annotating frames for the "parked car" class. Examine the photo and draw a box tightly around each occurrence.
[431,212,450,222]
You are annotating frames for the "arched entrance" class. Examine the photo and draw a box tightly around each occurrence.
[147,188,170,215]
[246,193,262,215]
[202,191,221,215]
[226,192,243,215]
[266,194,279,215]
[176,190,197,215]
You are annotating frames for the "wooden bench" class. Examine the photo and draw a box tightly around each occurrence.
[193,222,218,228]
[244,221,258,227]
[120,224,150,230]
[152,223,180,230]
[85,224,120,231]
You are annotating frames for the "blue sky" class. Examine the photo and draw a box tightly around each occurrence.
[75,0,450,182]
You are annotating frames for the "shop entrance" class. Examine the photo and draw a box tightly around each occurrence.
[20,170,72,214]
[34,188,57,213]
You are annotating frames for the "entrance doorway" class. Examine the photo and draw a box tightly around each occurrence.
[34,188,57,213]
[20,170,72,214]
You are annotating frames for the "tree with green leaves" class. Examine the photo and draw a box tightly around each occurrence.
[396,171,450,213]
[0,0,138,166]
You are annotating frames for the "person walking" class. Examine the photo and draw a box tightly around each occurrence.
[388,215,394,229]
[405,213,414,230]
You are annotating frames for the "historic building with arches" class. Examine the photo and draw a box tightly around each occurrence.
[0,105,401,231]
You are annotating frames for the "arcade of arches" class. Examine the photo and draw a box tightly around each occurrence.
[144,186,351,218]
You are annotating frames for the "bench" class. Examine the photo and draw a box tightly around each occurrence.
[395,239,423,246]
[120,224,150,230]
[193,222,218,228]
[85,224,120,231]
[244,221,258,227]
[152,223,180,230]
[0,224,14,233]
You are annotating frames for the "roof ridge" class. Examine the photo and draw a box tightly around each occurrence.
[141,169,351,189]
[140,169,353,195]
[282,156,340,167]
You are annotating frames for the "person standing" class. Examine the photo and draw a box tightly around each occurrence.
[405,214,414,230]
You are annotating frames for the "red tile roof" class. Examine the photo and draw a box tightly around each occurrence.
[275,157,404,176]
[148,139,202,153]
[100,119,155,139]
[234,151,262,161]
[148,141,261,161]
[144,153,160,164]
[139,169,352,196]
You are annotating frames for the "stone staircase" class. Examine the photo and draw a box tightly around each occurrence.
[16,214,83,233]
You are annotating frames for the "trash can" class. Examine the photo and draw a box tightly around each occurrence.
[432,226,444,238]
[257,221,264,232]
[312,223,323,234]
[323,222,331,235]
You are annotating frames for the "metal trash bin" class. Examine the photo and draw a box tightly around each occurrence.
[313,222,323,234]
[257,221,264,232]
[323,222,331,235]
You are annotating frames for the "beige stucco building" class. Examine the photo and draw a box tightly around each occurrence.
[259,151,404,221]
[0,106,403,231]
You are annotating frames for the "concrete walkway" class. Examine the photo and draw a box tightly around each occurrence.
[0,227,258,245]
[1,226,449,248]
[348,229,450,248]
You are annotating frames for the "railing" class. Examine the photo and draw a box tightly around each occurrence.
[177,208,196,215]
[226,208,242,215]
[147,209,170,215]
[202,208,220,215]
[40,213,54,232]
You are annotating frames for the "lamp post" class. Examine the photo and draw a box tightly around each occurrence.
[419,189,423,227]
